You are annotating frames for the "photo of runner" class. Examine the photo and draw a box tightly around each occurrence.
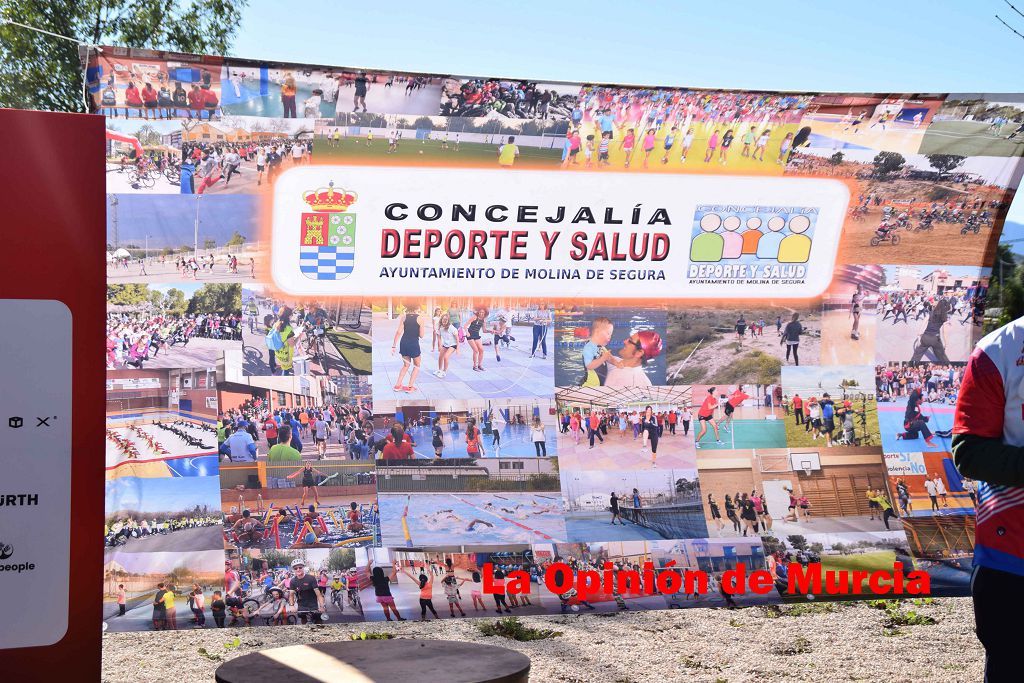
[555,306,666,388]
[239,286,371,380]
[106,283,242,369]
[781,365,881,449]
[554,386,694,470]
[919,94,1024,157]
[314,114,568,169]
[876,362,962,453]
[372,300,554,402]
[820,265,883,365]
[875,266,989,364]
[221,63,444,118]
[666,305,821,385]
[102,549,223,632]
[561,469,706,542]
[106,194,261,284]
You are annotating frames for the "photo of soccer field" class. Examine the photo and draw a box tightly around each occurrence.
[920,119,1024,156]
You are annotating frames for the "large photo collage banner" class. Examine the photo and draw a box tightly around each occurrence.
[92,46,1023,630]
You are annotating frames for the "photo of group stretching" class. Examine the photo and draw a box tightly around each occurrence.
[781,364,881,449]
[695,449,902,538]
[876,362,961,453]
[555,306,666,388]
[554,385,695,470]
[666,305,820,385]
[372,299,554,401]
[874,266,989,364]
[560,469,706,543]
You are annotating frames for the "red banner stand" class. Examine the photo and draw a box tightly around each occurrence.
[1,109,105,681]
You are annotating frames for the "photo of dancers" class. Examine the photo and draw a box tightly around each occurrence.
[666,306,820,385]
[555,306,666,387]
[884,451,976,517]
[696,448,900,537]
[875,266,989,364]
[782,365,881,449]
[876,362,961,452]
[554,385,695,470]
[690,384,786,450]
[371,300,554,402]
[820,265,883,366]
[561,469,706,542]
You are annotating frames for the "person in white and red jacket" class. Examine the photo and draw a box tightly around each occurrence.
[953,317,1024,683]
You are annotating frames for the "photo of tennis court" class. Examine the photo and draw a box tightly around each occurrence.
[919,94,1024,157]
[666,305,820,385]
[377,493,567,546]
[561,469,706,543]
[690,384,786,451]
[313,114,567,169]
[555,385,694,470]
[876,362,962,453]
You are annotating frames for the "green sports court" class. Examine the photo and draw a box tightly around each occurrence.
[312,133,564,168]
[919,119,1024,156]
[695,415,787,450]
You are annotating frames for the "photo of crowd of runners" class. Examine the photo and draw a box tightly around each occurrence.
[89,46,1024,628]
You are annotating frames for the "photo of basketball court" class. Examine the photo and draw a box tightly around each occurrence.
[666,305,820,385]
[690,384,786,451]
[377,493,567,546]
[561,468,706,542]
[696,448,898,537]
[876,266,989,364]
[820,265,883,366]
[555,385,694,470]
[797,94,944,154]
[884,451,975,516]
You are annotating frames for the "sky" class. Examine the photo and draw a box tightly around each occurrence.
[230,0,1024,227]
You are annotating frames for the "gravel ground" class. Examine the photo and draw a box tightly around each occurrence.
[102,597,982,682]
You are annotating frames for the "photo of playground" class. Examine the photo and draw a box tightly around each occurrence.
[820,265,883,366]
[357,546,550,620]
[105,121,185,193]
[786,146,1015,267]
[102,549,224,632]
[377,492,566,547]
[107,282,242,369]
[761,530,913,601]
[689,384,786,451]
[441,79,579,120]
[106,367,219,477]
[104,475,223,554]
[797,94,945,154]
[224,547,367,626]
[884,451,975,517]
[372,299,554,401]
[875,267,988,364]
[665,305,821,385]
[652,538,776,608]
[221,478,379,550]
[561,469,706,543]
[179,116,314,195]
[570,86,810,174]
[696,449,900,537]
[919,94,1024,157]
[554,385,695,470]
[901,515,975,596]
[221,63,444,118]
[554,305,667,388]
[106,193,262,284]
[88,49,223,120]
[876,362,963,453]
[240,285,371,380]
[782,364,880,449]
[372,397,558,460]
[313,114,567,169]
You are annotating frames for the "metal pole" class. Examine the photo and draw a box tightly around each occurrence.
[194,195,201,254]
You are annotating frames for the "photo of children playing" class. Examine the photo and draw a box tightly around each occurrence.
[357,546,548,621]
[554,306,666,388]
[876,362,962,453]
[875,266,989,365]
[371,299,554,401]
[554,385,695,470]
[666,306,820,385]
[782,365,881,449]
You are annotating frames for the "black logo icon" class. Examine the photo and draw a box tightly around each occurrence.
[0,543,12,560]
[36,416,54,427]
[8,417,23,429]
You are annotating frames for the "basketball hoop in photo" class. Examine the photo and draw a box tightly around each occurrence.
[790,451,821,476]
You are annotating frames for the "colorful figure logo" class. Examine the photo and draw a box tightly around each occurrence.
[689,206,816,264]
[299,181,358,280]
